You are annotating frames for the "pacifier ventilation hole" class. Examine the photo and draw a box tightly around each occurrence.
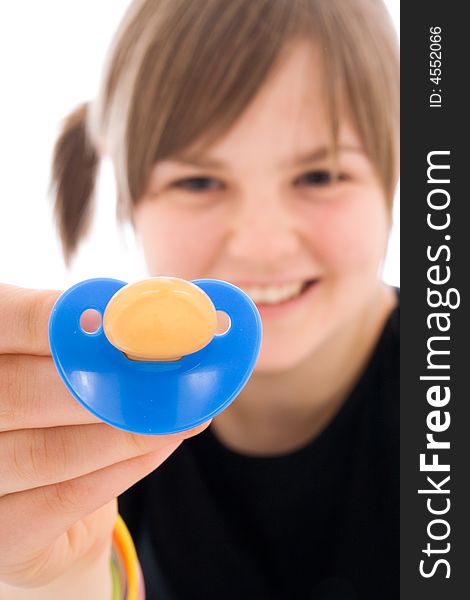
[215,310,231,335]
[79,308,102,334]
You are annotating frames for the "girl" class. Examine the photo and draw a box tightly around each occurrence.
[0,0,399,598]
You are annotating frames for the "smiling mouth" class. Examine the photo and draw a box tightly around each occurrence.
[241,279,318,306]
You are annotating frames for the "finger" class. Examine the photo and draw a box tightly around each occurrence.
[0,355,101,432]
[0,420,210,495]
[0,284,60,356]
[0,441,183,565]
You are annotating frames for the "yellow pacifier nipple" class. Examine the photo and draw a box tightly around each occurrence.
[103,277,217,361]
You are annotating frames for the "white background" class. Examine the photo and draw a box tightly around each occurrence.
[0,1,400,290]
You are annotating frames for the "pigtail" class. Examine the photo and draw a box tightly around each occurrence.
[49,102,100,265]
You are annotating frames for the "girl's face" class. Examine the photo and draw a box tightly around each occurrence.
[133,41,392,372]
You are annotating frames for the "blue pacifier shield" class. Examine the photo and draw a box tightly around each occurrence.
[49,278,262,434]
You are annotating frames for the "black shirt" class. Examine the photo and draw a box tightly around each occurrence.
[119,300,399,600]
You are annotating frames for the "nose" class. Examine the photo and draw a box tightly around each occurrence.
[225,194,301,263]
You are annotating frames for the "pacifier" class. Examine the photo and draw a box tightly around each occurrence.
[49,277,262,434]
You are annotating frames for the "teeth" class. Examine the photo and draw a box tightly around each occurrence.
[242,282,306,305]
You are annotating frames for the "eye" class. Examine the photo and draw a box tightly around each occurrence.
[295,170,347,187]
[171,177,222,192]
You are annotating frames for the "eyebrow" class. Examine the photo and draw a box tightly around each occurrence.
[170,144,364,170]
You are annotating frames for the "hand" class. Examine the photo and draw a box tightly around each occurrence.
[0,284,209,589]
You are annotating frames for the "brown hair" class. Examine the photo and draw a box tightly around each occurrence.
[49,0,399,264]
